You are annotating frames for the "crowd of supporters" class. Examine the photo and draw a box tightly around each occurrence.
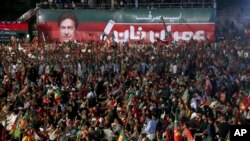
[0,28,249,141]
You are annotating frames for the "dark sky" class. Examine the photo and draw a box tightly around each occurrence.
[0,0,39,21]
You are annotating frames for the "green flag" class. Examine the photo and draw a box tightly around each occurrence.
[12,118,21,139]
[13,126,21,139]
[174,109,183,141]
[117,130,126,141]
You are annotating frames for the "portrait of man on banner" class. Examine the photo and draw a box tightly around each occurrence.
[57,11,79,43]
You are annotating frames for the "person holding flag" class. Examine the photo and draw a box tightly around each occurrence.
[174,109,183,141]
[182,123,194,141]
[54,88,62,104]
[117,130,126,141]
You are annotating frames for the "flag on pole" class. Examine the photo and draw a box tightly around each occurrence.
[13,126,21,139]
[11,119,21,139]
[54,88,61,104]
[54,64,62,73]
[101,33,107,41]
[184,127,194,141]
[239,95,250,111]
[23,110,29,120]
[225,131,230,141]
[100,20,115,41]
[182,88,190,104]
[126,90,136,110]
[174,109,183,141]
[117,130,126,141]
[20,110,29,129]
[42,32,46,42]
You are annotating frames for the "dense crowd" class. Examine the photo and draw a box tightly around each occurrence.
[0,32,249,141]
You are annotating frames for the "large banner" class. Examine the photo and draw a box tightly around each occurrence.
[0,23,28,43]
[37,8,215,43]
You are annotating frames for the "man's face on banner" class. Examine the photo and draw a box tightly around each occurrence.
[59,19,76,43]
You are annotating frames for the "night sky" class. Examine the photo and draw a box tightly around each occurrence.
[0,0,39,21]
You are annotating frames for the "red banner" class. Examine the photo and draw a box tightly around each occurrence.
[38,22,215,43]
[0,23,28,31]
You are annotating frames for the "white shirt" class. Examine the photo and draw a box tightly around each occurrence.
[87,91,95,99]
